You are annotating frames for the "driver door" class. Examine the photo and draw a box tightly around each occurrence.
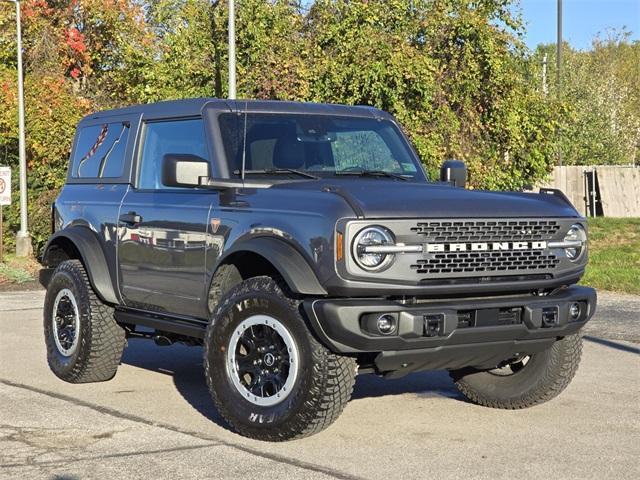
[118,118,216,318]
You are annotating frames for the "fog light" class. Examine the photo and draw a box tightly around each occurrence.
[376,314,397,335]
[569,302,581,320]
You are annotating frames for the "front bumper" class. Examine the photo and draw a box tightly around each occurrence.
[303,285,596,377]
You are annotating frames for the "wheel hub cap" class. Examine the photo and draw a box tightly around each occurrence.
[52,288,80,357]
[226,315,299,407]
[263,352,275,367]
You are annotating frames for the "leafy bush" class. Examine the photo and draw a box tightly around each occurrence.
[0,1,637,252]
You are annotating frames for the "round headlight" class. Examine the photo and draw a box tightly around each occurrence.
[352,226,395,271]
[564,224,587,261]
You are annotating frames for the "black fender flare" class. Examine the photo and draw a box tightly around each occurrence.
[219,236,327,296]
[41,226,119,304]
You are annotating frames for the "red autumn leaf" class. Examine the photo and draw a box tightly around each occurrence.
[22,0,53,20]
[66,28,87,54]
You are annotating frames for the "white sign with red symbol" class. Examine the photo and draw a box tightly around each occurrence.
[0,167,10,206]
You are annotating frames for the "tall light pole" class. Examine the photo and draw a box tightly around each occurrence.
[556,0,562,98]
[556,0,563,167]
[542,52,548,96]
[3,0,30,256]
[228,0,236,99]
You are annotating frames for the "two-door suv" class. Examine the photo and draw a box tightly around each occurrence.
[40,99,596,441]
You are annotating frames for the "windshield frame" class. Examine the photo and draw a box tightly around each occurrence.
[211,109,429,182]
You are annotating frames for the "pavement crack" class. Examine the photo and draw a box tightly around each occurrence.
[0,379,366,480]
[1,443,221,470]
[0,307,44,313]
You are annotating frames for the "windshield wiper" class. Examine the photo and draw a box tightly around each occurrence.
[334,170,409,181]
[234,168,319,179]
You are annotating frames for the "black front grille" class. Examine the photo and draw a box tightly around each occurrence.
[456,307,523,328]
[410,220,560,242]
[411,250,560,274]
[497,307,523,325]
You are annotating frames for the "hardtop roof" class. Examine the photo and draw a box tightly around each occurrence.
[79,98,392,123]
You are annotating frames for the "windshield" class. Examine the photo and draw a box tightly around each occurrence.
[218,113,424,180]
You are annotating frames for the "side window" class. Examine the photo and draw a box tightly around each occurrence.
[71,122,130,178]
[138,119,208,189]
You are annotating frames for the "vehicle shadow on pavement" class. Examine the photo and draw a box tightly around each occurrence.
[121,339,466,428]
[352,370,464,401]
[121,339,229,429]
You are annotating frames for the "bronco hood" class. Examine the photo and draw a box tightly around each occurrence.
[275,179,580,219]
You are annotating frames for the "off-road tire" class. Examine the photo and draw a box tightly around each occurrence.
[450,334,583,409]
[44,259,126,383]
[204,276,357,441]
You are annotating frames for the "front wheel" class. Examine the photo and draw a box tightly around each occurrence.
[204,276,357,441]
[450,334,583,409]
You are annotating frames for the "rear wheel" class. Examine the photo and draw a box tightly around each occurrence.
[204,276,357,441]
[450,334,583,409]
[44,260,126,383]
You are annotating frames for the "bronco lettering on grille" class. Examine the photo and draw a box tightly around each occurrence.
[425,241,547,253]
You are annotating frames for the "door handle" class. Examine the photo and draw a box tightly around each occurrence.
[119,212,142,225]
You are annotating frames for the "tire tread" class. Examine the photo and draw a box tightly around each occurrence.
[451,334,583,409]
[45,259,125,383]
[204,276,357,441]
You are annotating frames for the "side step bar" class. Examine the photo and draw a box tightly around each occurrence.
[115,308,207,339]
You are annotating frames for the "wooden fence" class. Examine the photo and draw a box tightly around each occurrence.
[536,165,640,218]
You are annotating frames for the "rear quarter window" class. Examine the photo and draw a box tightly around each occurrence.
[71,122,130,179]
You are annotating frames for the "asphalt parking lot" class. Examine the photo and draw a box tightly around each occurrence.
[1,290,639,480]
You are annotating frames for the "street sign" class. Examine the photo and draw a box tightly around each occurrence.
[0,166,10,206]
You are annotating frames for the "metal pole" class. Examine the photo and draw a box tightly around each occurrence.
[556,0,563,167]
[591,168,597,217]
[0,206,3,263]
[556,0,562,97]
[542,53,548,96]
[228,0,236,99]
[13,0,30,255]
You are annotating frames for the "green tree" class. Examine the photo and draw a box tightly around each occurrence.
[531,31,640,166]
[0,0,145,252]
[306,0,557,189]
[1,0,636,254]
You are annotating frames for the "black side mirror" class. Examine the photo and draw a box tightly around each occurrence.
[162,154,210,187]
[440,160,467,188]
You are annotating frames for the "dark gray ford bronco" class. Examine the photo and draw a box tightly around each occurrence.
[40,99,596,441]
